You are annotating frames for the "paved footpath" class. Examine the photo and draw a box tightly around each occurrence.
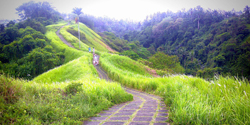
[83,88,169,125]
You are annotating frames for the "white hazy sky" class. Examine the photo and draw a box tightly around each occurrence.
[0,0,250,21]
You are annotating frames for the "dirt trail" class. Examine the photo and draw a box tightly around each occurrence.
[56,25,74,48]
[56,25,169,125]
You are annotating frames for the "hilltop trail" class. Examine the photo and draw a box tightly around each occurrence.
[56,24,74,48]
[56,25,169,125]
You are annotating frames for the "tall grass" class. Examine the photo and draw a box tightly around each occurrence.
[100,52,250,124]
[0,75,132,124]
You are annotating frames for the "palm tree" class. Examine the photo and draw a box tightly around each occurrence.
[72,7,82,49]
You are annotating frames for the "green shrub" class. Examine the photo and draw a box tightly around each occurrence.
[65,82,83,95]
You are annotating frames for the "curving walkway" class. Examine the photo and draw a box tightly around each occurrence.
[55,25,169,125]
[56,24,75,48]
[83,88,169,125]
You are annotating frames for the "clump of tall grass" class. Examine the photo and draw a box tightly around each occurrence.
[0,74,132,124]
[100,53,250,124]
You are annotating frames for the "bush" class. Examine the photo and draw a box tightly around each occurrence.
[65,82,83,95]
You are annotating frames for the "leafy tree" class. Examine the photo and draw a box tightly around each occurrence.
[149,52,184,73]
[72,8,83,17]
[16,1,62,23]
[244,5,250,23]
[0,24,4,32]
[121,50,139,60]
[17,19,46,34]
[6,20,15,27]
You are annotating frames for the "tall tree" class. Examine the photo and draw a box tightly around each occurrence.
[72,7,83,49]
[16,1,61,23]
[244,5,250,23]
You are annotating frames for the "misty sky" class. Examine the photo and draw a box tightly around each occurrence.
[0,0,250,21]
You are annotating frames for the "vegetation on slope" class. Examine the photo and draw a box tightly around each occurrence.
[124,6,250,79]
[0,19,65,79]
[0,74,132,124]
[0,1,133,124]
[45,21,85,63]
[100,53,250,124]
[0,20,133,124]
[70,22,109,52]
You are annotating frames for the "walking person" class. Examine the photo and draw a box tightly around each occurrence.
[93,47,95,54]
[88,47,91,53]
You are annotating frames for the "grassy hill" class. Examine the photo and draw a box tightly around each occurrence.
[59,22,110,52]
[0,22,132,124]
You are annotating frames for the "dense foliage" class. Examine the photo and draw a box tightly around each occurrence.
[0,23,64,79]
[0,1,66,79]
[16,1,62,25]
[127,6,250,78]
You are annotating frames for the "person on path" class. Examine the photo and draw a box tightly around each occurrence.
[93,54,98,65]
[93,47,95,54]
[88,47,91,53]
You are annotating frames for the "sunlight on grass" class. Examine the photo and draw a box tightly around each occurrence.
[60,25,89,51]
[70,22,109,52]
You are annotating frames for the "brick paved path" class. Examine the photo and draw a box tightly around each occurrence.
[83,88,169,125]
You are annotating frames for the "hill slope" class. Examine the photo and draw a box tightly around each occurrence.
[0,21,133,124]
[59,22,112,52]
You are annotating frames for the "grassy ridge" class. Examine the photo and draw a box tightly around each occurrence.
[100,53,152,78]
[100,52,250,124]
[45,21,84,63]
[33,54,96,83]
[70,22,108,52]
[0,22,133,124]
[59,25,89,51]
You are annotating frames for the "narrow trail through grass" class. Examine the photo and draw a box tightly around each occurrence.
[56,23,74,48]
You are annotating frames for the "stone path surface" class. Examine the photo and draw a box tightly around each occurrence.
[83,88,169,125]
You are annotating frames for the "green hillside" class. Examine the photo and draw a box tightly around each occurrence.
[59,22,109,52]
[0,19,132,124]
